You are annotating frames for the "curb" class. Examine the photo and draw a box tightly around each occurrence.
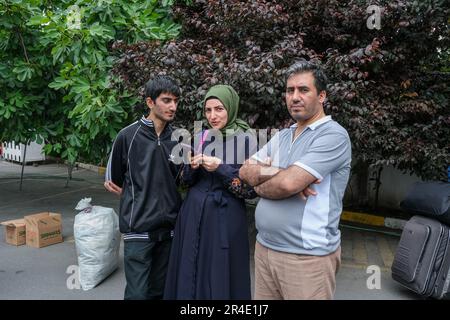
[74,161,106,176]
[341,210,407,231]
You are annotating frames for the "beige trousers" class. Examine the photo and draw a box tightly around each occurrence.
[254,241,341,300]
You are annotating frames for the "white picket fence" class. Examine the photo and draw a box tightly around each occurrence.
[1,141,46,163]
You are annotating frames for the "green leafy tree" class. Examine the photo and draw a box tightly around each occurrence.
[0,0,180,173]
[0,0,58,146]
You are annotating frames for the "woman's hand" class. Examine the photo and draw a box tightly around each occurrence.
[201,155,222,172]
[190,154,203,169]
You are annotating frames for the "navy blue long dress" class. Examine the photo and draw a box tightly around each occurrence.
[164,132,256,300]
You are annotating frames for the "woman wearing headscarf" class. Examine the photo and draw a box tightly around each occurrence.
[164,85,256,300]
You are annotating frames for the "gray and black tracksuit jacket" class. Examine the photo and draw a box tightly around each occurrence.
[106,116,182,241]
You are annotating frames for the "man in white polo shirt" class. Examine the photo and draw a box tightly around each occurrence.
[239,60,351,300]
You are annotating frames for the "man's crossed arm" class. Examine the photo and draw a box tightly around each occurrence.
[239,158,320,200]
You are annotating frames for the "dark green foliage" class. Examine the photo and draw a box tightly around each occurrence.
[113,0,449,180]
[0,0,180,165]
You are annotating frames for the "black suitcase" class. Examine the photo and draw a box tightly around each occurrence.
[400,182,450,225]
[391,215,450,299]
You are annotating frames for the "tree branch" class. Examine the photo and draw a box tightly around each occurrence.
[17,29,30,64]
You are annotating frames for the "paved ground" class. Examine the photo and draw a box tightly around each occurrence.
[0,160,419,300]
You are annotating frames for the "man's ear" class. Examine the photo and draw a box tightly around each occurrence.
[146,97,154,110]
[319,90,327,104]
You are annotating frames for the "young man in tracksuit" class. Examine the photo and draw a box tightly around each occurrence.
[104,75,182,300]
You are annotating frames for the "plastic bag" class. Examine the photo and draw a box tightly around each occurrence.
[74,198,120,290]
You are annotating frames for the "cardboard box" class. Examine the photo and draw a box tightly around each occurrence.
[24,212,63,248]
[1,219,26,246]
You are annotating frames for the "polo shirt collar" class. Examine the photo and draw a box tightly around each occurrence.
[289,115,332,131]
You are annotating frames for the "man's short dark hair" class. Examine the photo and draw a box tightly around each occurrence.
[145,75,180,101]
[285,60,328,94]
